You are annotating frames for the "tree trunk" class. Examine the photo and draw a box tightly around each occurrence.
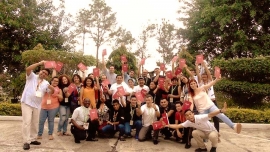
[96,45,99,67]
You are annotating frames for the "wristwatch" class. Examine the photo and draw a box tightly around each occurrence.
[219,109,223,113]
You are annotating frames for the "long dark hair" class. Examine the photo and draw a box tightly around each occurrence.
[188,79,198,98]
[58,74,71,89]
[72,74,82,83]
[83,77,94,88]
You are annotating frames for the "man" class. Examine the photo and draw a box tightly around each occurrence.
[151,67,166,85]
[138,64,151,87]
[167,102,228,152]
[108,75,131,107]
[123,95,142,139]
[102,55,117,84]
[133,77,150,101]
[124,70,137,85]
[70,98,99,143]
[21,61,53,150]
[137,95,160,145]
[101,99,126,141]
[159,98,176,140]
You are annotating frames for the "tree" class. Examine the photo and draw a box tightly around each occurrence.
[113,27,135,51]
[154,19,180,64]
[0,0,74,74]
[75,0,118,66]
[106,45,138,75]
[178,0,270,59]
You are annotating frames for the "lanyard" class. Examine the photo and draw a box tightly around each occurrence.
[83,107,89,123]
[171,85,177,94]
[113,111,118,122]
[130,104,135,120]
[36,79,43,91]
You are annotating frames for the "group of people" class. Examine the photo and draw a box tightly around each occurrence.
[20,55,242,152]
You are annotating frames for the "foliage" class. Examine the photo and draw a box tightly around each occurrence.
[75,0,118,66]
[21,44,96,76]
[113,27,135,51]
[178,0,270,59]
[212,57,270,107]
[106,45,138,75]
[226,108,270,123]
[154,19,180,64]
[0,102,21,116]
[0,0,74,74]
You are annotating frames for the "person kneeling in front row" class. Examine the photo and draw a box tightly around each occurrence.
[70,98,99,143]
[167,102,229,152]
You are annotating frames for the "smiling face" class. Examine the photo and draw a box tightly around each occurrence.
[175,103,182,112]
[189,81,198,90]
[86,78,93,87]
[51,77,59,87]
[160,99,168,108]
[130,97,137,107]
[149,82,156,89]
[62,76,68,85]
[185,110,195,122]
[83,98,90,108]
[128,79,134,87]
[180,76,188,84]
[38,70,49,79]
[109,66,115,73]
[129,71,135,77]
[73,75,80,84]
[116,75,123,84]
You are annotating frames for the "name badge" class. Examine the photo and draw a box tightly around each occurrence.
[35,91,42,97]
[47,99,51,105]
[83,123,89,130]
[130,120,133,126]
[65,98,68,103]
[170,98,173,103]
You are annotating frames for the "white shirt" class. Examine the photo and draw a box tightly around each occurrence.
[199,82,216,99]
[71,106,89,126]
[21,72,49,109]
[141,104,159,127]
[133,85,150,93]
[110,82,132,105]
[182,114,216,133]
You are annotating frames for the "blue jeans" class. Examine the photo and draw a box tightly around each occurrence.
[58,105,70,133]
[201,105,234,128]
[124,120,142,136]
[101,124,125,136]
[38,107,59,136]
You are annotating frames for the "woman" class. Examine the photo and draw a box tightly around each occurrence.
[148,81,165,105]
[57,74,72,136]
[80,77,100,108]
[70,74,83,113]
[188,78,242,134]
[38,76,63,140]
[96,93,110,135]
[165,77,181,103]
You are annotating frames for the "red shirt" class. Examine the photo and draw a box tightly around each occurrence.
[175,111,186,123]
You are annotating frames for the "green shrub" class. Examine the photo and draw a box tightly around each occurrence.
[226,108,270,123]
[0,102,21,116]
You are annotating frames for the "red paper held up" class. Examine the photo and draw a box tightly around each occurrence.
[89,109,98,120]
[102,49,107,56]
[135,92,144,102]
[215,66,221,78]
[78,63,87,71]
[196,55,204,64]
[102,79,110,86]
[44,61,56,69]
[121,55,127,62]
[179,59,186,69]
[122,64,128,72]
[160,63,165,71]
[117,86,126,96]
[140,58,146,65]
[67,83,77,94]
[162,113,169,125]
[55,61,63,72]
[152,121,163,130]
[175,68,182,75]
[93,68,100,77]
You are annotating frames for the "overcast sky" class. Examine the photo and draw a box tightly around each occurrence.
[57,0,183,72]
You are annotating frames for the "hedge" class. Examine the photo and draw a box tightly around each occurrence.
[0,103,22,116]
[0,103,270,123]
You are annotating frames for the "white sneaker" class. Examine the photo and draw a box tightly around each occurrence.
[234,123,242,134]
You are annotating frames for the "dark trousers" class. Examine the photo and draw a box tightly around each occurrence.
[138,125,159,141]
[71,125,86,142]
[161,127,172,138]
[87,119,99,139]
[212,100,220,132]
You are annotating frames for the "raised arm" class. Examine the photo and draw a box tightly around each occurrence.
[201,61,213,81]
[202,77,221,91]
[195,62,202,84]
[26,61,45,76]
[183,64,194,78]
[52,69,57,78]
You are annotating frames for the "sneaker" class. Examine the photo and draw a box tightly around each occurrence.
[234,123,242,134]
[153,140,159,145]
[210,147,217,152]
[37,135,42,139]
[30,141,41,145]
[23,143,30,150]
[48,135,54,140]
[185,143,191,149]
[195,148,207,152]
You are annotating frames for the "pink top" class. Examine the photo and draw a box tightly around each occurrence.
[193,88,214,113]
[41,86,61,110]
